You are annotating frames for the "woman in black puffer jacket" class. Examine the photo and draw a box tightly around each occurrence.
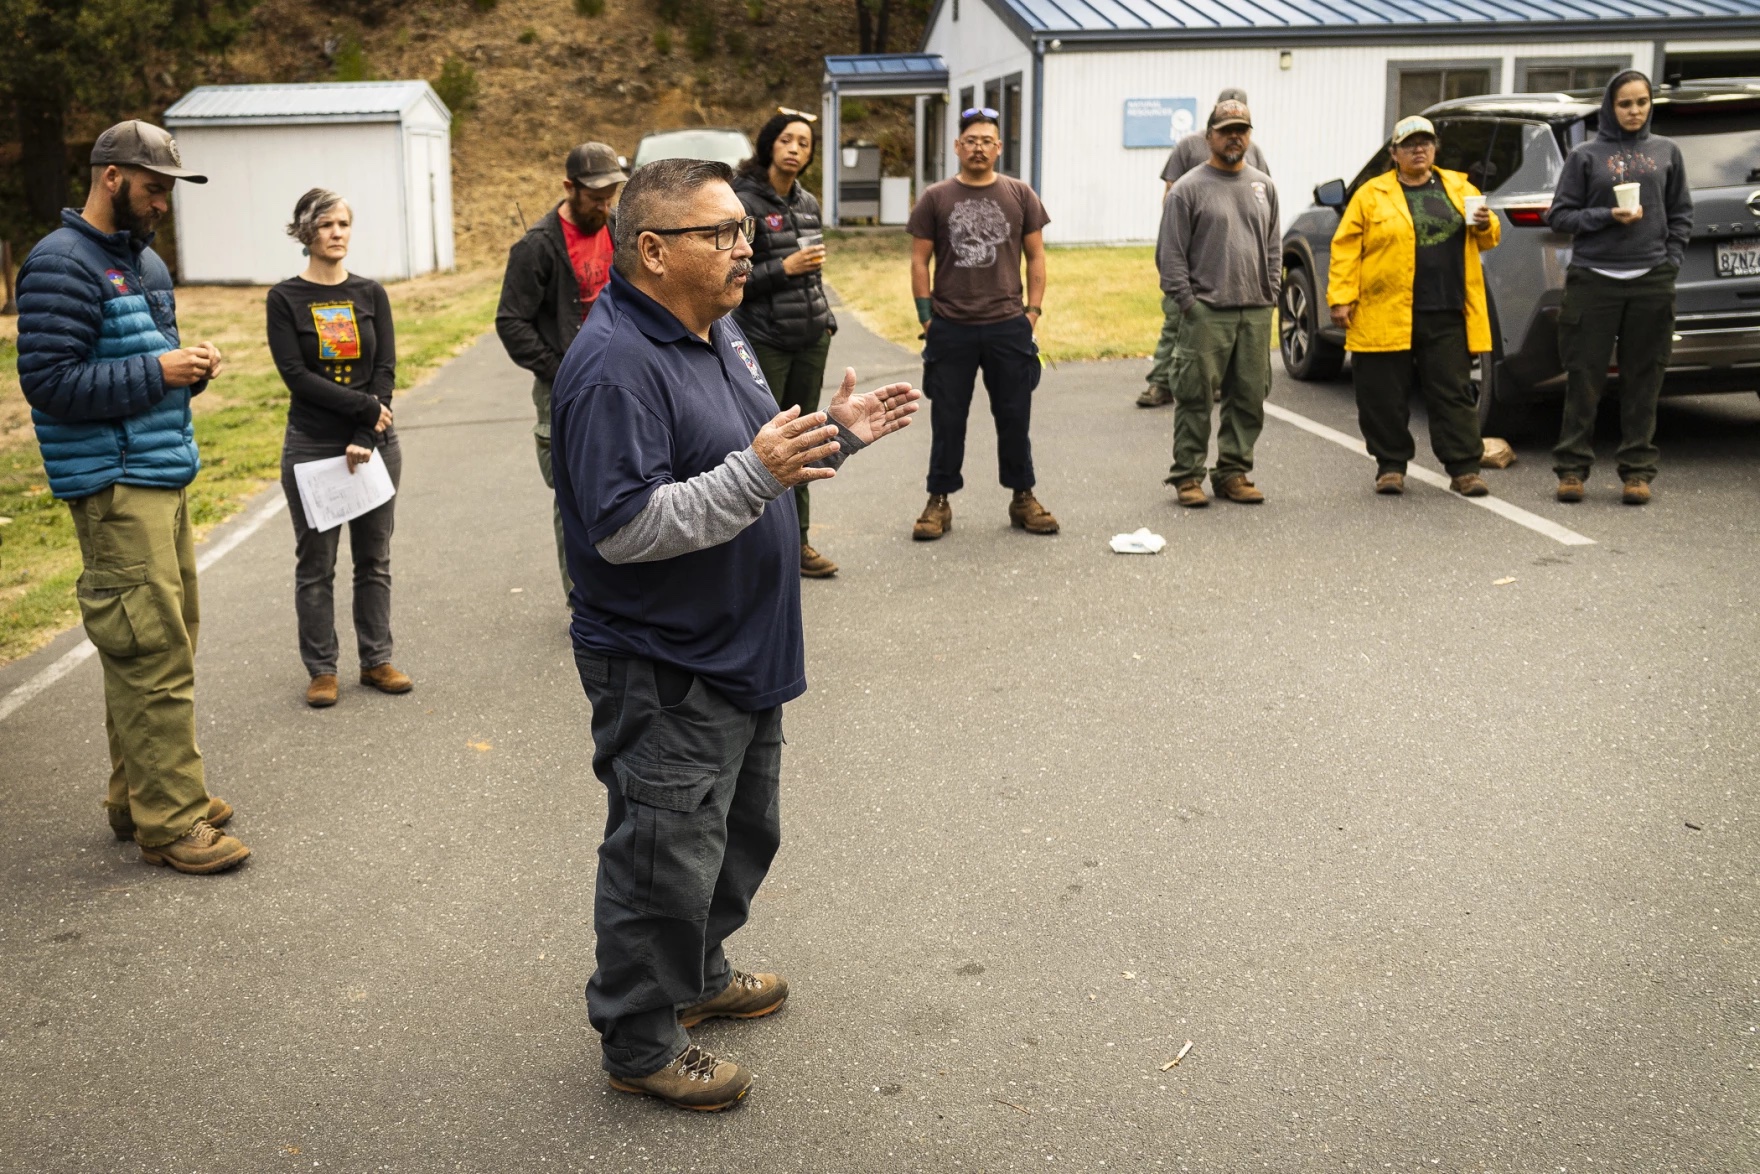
[733,111,840,578]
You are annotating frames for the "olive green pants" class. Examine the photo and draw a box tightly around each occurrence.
[68,484,209,848]
[1351,310,1484,478]
[532,377,573,598]
[1145,293,1185,392]
[1167,303,1274,485]
[1552,264,1676,483]
[752,331,833,544]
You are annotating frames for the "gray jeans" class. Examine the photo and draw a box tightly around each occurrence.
[280,427,402,678]
[574,648,782,1079]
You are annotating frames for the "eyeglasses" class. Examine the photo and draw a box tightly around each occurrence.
[960,106,1000,120]
[957,136,1000,148]
[777,106,819,123]
[641,215,756,250]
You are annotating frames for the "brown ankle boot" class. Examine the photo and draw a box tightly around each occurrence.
[1009,490,1059,534]
[360,663,413,693]
[306,674,339,707]
[608,1044,753,1112]
[799,543,838,578]
[1214,474,1265,504]
[1451,472,1489,497]
[139,819,251,874]
[1556,475,1585,503]
[1622,478,1652,505]
[912,494,952,541]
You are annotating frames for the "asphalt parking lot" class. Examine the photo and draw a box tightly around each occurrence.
[1,313,1755,1172]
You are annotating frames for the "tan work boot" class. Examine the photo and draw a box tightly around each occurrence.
[678,969,790,1028]
[110,796,233,842]
[799,543,838,579]
[1556,475,1585,503]
[139,819,250,874]
[1170,477,1208,508]
[360,663,413,694]
[1622,478,1652,505]
[912,494,952,541]
[1214,474,1265,504]
[1375,472,1405,495]
[306,674,339,708]
[1135,384,1172,408]
[1009,490,1059,534]
[1451,472,1490,497]
[608,1044,753,1112]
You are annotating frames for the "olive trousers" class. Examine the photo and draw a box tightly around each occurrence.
[67,483,209,848]
[532,377,573,598]
[1167,303,1274,486]
[752,330,833,544]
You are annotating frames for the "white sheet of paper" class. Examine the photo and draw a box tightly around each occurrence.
[1109,527,1167,555]
[292,452,396,533]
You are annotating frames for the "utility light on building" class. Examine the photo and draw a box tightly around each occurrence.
[1280,50,1294,70]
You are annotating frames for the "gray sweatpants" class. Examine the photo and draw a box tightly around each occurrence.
[280,426,402,678]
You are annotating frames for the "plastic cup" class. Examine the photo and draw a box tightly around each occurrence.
[1614,182,1641,210]
[1462,194,1487,220]
[798,230,824,251]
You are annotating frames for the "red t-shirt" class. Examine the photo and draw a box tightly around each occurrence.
[559,215,614,319]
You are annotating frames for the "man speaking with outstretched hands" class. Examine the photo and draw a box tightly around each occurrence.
[550,157,920,1112]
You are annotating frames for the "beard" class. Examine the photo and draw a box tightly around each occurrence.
[569,195,609,233]
[1218,145,1246,166]
[109,179,159,237]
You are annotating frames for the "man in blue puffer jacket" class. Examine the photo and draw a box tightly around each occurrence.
[16,120,251,874]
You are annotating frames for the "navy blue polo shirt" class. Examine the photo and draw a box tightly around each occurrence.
[551,268,804,711]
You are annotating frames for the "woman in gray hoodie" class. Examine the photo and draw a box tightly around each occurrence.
[1546,70,1693,505]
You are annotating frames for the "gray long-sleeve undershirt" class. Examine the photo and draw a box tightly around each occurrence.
[595,423,865,564]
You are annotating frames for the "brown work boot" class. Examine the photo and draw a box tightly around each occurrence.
[1170,477,1208,508]
[1009,490,1059,534]
[608,1044,753,1112]
[1214,474,1265,504]
[110,796,233,842]
[799,543,838,578]
[360,663,413,693]
[1451,472,1490,497]
[306,673,339,708]
[678,969,790,1028]
[1622,478,1652,505]
[1135,383,1172,408]
[1375,472,1405,495]
[1556,475,1585,503]
[139,819,250,874]
[912,494,952,541]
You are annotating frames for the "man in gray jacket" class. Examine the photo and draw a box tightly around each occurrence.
[1157,100,1281,507]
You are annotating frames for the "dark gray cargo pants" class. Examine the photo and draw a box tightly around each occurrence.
[574,649,783,1079]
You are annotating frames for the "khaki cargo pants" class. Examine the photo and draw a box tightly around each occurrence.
[68,483,209,847]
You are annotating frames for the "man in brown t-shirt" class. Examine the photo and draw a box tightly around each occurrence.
[905,109,1057,540]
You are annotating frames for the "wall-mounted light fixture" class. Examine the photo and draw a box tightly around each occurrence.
[1279,50,1293,70]
[1049,38,1062,50]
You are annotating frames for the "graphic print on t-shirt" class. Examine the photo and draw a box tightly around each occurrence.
[1406,182,1462,248]
[311,302,363,361]
[948,198,1011,268]
[730,337,767,387]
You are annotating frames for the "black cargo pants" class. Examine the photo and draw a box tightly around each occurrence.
[1552,263,1677,484]
[922,315,1042,495]
[1351,310,1484,477]
[574,648,783,1079]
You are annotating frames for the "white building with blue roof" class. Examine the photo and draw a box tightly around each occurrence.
[163,81,454,284]
[909,0,1760,242]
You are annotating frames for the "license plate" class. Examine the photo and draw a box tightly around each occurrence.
[1716,239,1760,278]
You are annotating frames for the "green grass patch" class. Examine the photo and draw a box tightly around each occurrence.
[0,267,502,665]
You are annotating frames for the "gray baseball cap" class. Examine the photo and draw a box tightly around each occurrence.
[1217,87,1249,104]
[90,121,207,183]
[566,141,628,189]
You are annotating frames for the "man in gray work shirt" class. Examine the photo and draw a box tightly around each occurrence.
[1139,88,1270,408]
[1158,99,1281,507]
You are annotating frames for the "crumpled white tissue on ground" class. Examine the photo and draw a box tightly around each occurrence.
[1109,528,1167,554]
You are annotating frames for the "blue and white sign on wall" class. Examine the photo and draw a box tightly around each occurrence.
[1123,97,1198,148]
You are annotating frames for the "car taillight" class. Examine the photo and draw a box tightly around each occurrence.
[1505,204,1550,227]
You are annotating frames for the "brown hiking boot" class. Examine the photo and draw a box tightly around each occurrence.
[608,1044,753,1112]
[1009,490,1059,534]
[912,494,952,541]
[1135,384,1172,408]
[1556,475,1585,503]
[306,673,339,707]
[1170,477,1208,508]
[678,969,790,1028]
[800,543,838,578]
[1622,478,1652,505]
[139,819,250,874]
[110,796,233,842]
[1451,473,1490,497]
[360,663,413,693]
[1375,472,1405,495]
[1214,474,1265,504]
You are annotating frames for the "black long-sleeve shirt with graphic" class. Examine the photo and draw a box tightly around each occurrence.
[266,274,397,449]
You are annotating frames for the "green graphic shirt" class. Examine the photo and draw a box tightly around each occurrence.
[1403,175,1466,313]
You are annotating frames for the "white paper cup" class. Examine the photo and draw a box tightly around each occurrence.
[1462,194,1487,220]
[1614,182,1641,210]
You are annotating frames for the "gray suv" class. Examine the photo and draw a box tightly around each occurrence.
[1279,79,1760,433]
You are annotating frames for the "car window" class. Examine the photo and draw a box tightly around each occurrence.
[1648,100,1760,189]
[1484,122,1564,195]
[1433,119,1497,188]
[633,130,754,169]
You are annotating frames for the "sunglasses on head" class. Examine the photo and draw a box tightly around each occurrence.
[960,106,1001,120]
[777,106,819,123]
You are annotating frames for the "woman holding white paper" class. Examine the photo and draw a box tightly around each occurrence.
[267,187,411,708]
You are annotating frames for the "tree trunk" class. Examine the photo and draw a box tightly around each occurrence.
[17,90,71,224]
[855,0,872,53]
[873,0,891,53]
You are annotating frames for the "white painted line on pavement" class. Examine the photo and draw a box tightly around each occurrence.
[0,492,288,725]
[1262,401,1596,548]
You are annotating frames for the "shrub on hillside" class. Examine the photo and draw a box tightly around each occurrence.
[685,5,715,58]
[432,57,479,131]
[575,0,605,14]
[654,0,684,22]
[653,27,673,53]
[332,34,372,81]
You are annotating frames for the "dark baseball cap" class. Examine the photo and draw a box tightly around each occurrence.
[566,141,628,188]
[1208,99,1253,131]
[90,121,207,183]
[1216,87,1249,104]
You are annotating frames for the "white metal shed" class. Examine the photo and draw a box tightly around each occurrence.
[163,81,454,285]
